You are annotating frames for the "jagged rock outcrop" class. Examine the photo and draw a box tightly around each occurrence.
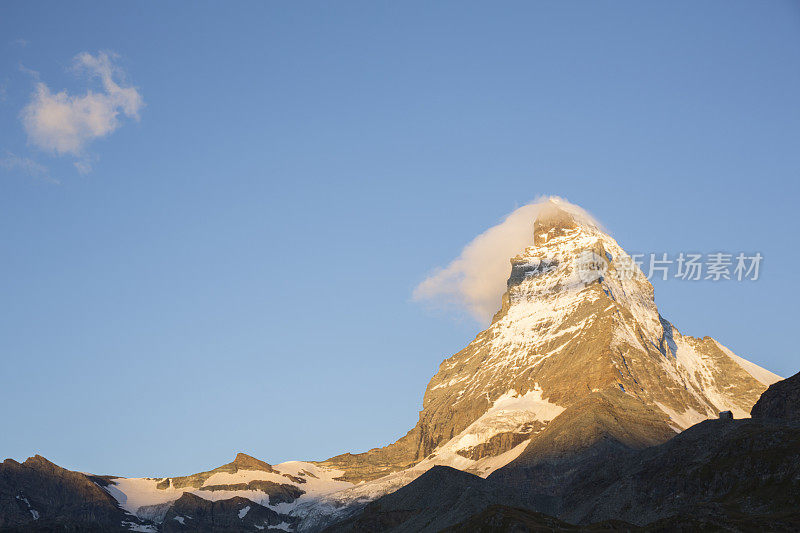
[751,371,800,423]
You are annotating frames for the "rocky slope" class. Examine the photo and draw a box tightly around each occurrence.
[320,466,627,533]
[559,417,800,526]
[442,503,800,533]
[440,506,634,533]
[321,466,523,533]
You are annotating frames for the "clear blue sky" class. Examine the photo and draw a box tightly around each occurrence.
[1,1,798,477]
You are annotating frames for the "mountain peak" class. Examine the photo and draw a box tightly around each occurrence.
[35,202,781,533]
[532,199,599,245]
[22,454,58,470]
[232,452,274,472]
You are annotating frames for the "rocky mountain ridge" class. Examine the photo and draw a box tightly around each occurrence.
[0,200,784,532]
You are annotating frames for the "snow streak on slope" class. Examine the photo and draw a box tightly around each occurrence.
[715,342,782,386]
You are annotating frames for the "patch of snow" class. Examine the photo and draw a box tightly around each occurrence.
[654,402,708,430]
[715,341,782,386]
[203,469,287,487]
[468,439,530,477]
[122,522,158,532]
[238,505,250,518]
[301,390,562,523]
[106,478,178,515]
[271,521,293,531]
[173,516,185,524]
[431,375,468,390]
[15,495,39,520]
[450,385,564,451]
[106,461,352,520]
[669,335,751,419]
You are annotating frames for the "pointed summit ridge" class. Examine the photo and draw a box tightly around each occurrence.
[413,197,604,323]
[533,200,582,245]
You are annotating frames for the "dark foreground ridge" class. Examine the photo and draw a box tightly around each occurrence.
[750,370,800,423]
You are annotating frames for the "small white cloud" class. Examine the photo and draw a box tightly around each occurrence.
[21,51,143,158]
[412,197,599,323]
[0,151,58,184]
[11,38,29,48]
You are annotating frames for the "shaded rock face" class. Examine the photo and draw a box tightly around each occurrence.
[442,503,800,533]
[440,505,633,533]
[455,426,541,461]
[487,390,679,506]
[511,390,677,465]
[488,373,800,525]
[322,466,529,533]
[751,371,800,423]
[507,258,559,288]
[0,455,138,531]
[199,480,303,506]
[558,417,800,527]
[162,493,291,532]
